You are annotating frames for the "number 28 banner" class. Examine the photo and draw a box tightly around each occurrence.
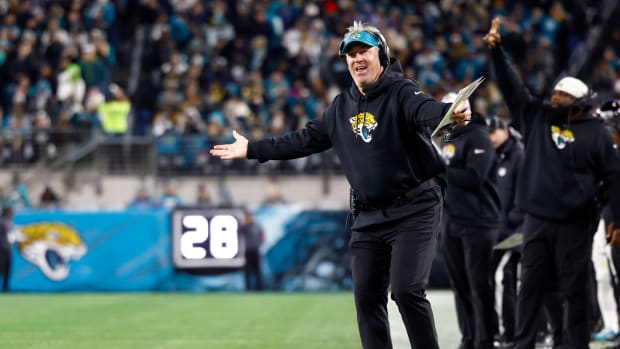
[171,208,246,269]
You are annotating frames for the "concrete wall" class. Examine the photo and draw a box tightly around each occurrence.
[0,170,350,210]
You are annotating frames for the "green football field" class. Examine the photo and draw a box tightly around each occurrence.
[0,291,456,349]
[0,290,614,349]
[0,292,360,349]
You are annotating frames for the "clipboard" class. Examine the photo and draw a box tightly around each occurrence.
[431,76,486,138]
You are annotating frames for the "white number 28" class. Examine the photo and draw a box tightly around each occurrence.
[180,215,239,259]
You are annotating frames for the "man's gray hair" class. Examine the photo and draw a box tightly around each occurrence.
[342,21,384,43]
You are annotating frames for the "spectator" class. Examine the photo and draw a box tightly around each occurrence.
[261,183,286,206]
[127,187,158,209]
[97,83,130,135]
[160,183,183,209]
[39,185,61,209]
[195,183,212,208]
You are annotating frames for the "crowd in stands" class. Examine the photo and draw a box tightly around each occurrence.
[0,0,619,172]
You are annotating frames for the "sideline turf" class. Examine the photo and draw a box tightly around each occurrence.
[0,293,360,349]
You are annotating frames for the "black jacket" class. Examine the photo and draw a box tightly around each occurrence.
[441,120,501,228]
[495,135,525,239]
[490,45,620,226]
[247,59,451,229]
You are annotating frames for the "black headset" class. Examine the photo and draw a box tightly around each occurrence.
[339,30,391,67]
[573,88,597,112]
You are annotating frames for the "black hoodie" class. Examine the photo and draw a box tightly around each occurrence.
[441,117,501,228]
[247,59,451,229]
[490,45,620,226]
[495,135,525,238]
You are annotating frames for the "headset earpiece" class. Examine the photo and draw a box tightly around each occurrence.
[371,31,390,67]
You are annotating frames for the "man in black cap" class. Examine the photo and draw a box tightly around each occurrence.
[211,20,471,349]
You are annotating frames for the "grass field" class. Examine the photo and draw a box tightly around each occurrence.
[0,291,462,349]
[0,292,362,349]
[0,291,614,349]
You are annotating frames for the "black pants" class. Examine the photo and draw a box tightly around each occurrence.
[492,249,520,342]
[350,201,442,349]
[0,251,11,292]
[514,214,595,349]
[613,245,620,317]
[443,221,498,349]
[244,250,262,291]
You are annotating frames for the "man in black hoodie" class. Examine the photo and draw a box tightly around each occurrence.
[484,18,620,349]
[439,94,501,349]
[487,117,525,346]
[211,21,471,349]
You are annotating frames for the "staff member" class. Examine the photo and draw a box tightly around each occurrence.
[484,17,620,349]
[211,21,470,349]
[440,97,501,349]
[487,117,525,346]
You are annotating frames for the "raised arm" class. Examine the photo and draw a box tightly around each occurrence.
[484,18,538,125]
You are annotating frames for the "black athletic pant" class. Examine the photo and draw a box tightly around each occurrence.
[514,214,595,349]
[244,250,262,291]
[443,221,498,349]
[0,251,11,292]
[350,200,442,349]
[492,249,520,342]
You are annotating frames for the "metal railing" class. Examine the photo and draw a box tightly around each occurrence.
[0,128,344,179]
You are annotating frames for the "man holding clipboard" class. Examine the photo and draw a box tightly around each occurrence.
[211,21,478,349]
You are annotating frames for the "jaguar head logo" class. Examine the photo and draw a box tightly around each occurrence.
[550,125,575,150]
[16,223,87,281]
[441,143,456,165]
[350,112,378,143]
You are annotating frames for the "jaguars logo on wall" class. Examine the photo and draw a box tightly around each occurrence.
[441,143,456,165]
[550,125,575,150]
[350,112,378,143]
[15,223,87,281]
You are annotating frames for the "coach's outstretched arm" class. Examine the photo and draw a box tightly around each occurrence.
[210,130,248,160]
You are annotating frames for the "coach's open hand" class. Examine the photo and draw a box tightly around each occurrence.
[483,17,502,49]
[210,130,248,160]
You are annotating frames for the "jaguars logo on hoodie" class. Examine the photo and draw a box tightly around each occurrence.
[350,112,378,143]
[550,125,575,149]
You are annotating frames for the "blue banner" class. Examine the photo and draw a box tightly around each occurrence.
[12,210,173,292]
[8,207,448,292]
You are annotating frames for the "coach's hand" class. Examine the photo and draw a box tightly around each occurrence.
[451,100,472,126]
[210,130,248,160]
[608,222,620,248]
[483,17,502,49]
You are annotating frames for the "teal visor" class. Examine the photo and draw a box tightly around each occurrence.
[340,31,381,56]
